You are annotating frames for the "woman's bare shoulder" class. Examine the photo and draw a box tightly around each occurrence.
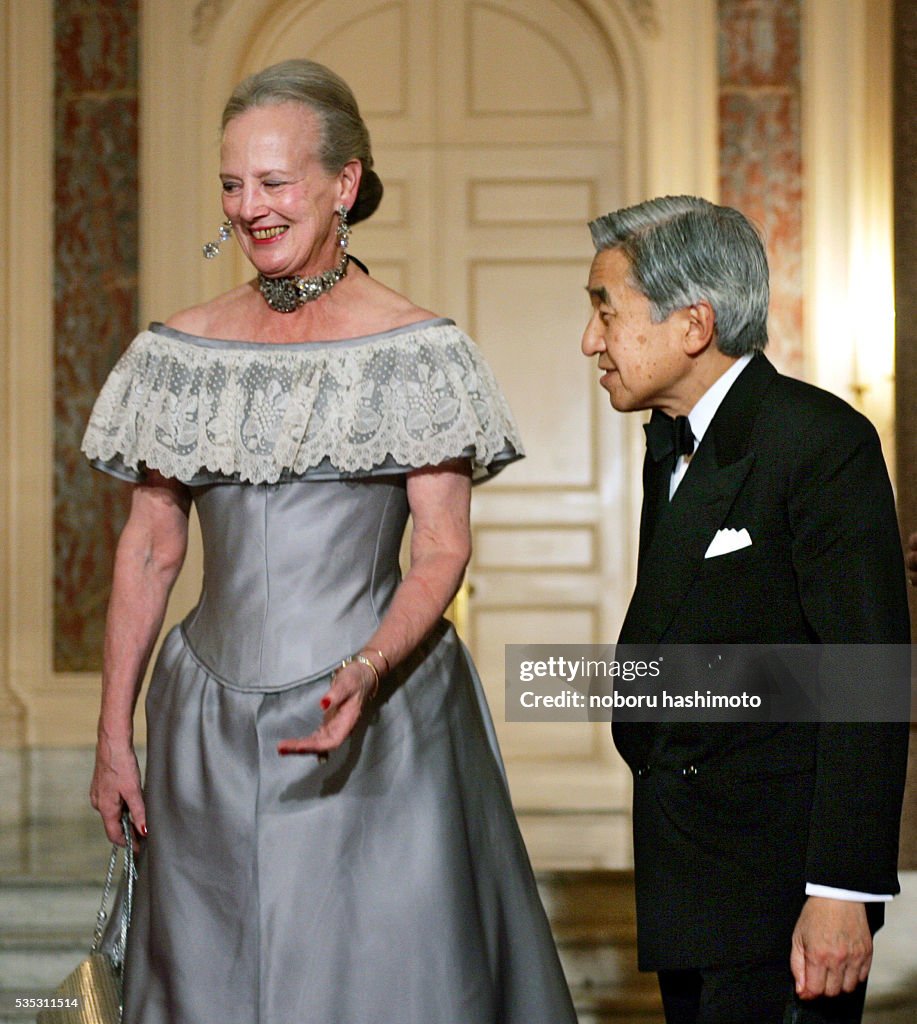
[350,272,439,328]
[161,272,442,344]
[164,282,258,337]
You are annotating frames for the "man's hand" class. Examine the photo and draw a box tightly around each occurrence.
[790,897,872,999]
[906,532,917,586]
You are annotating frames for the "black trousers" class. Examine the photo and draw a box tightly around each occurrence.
[657,963,868,1024]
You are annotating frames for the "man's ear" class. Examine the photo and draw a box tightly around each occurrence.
[683,301,716,356]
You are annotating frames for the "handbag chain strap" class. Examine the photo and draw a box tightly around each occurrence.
[90,812,137,963]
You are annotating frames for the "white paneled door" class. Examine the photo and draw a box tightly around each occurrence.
[217,0,641,814]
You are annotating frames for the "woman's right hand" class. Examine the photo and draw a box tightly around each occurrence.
[90,735,146,847]
[89,474,190,849]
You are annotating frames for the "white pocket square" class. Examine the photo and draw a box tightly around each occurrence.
[705,527,752,559]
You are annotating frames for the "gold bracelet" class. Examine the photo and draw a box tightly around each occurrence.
[360,648,390,677]
[354,654,380,700]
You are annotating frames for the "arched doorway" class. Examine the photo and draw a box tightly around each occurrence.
[138,0,712,860]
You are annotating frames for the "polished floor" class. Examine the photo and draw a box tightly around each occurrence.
[1,750,916,1023]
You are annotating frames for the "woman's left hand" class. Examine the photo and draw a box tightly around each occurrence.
[277,460,471,760]
[277,658,377,757]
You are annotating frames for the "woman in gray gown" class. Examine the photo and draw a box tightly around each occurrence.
[83,59,577,1024]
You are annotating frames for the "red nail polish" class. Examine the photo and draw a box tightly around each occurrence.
[140,824,148,836]
[320,697,331,709]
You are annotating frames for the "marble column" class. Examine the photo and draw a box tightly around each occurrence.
[717,0,803,376]
[52,0,138,674]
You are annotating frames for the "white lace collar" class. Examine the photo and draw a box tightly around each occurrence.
[82,320,524,485]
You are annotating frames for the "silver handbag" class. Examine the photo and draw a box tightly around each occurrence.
[37,814,137,1024]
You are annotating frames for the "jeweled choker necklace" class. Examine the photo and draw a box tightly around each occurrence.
[258,252,349,314]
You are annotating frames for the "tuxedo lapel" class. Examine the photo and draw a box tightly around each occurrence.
[706,353,777,469]
[619,354,777,644]
[620,447,755,642]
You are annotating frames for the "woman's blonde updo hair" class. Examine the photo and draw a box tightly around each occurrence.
[221,58,383,225]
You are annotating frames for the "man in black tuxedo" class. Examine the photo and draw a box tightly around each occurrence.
[581,196,910,1024]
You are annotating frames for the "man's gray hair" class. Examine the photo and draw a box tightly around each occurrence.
[588,196,769,355]
[222,59,383,225]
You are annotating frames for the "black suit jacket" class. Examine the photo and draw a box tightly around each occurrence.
[615,354,910,970]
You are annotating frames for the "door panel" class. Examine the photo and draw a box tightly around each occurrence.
[232,0,636,812]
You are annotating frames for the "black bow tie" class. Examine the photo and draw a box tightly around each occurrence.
[644,411,695,462]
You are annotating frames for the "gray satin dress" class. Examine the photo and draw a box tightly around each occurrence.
[82,319,577,1024]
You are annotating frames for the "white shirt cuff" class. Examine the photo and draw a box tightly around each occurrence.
[805,883,893,902]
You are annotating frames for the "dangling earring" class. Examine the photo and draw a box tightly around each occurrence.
[202,219,232,259]
[336,205,350,252]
